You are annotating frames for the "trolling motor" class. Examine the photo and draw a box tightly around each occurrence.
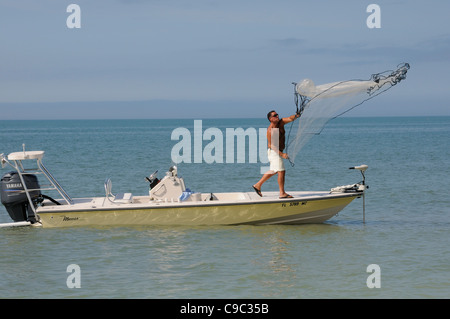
[330,165,369,224]
[350,165,369,224]
[331,165,369,193]
[349,164,368,190]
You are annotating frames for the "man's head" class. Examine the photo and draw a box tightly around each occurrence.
[267,110,279,122]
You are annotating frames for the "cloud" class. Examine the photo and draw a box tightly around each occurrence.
[270,32,450,66]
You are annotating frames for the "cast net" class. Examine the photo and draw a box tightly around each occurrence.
[286,63,410,164]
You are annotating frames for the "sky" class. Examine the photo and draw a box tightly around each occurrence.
[0,0,449,119]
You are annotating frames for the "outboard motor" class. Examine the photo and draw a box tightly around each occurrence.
[1,172,41,223]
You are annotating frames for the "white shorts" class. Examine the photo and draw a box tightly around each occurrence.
[267,149,285,173]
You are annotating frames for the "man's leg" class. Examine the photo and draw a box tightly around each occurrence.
[278,170,286,196]
[253,171,276,192]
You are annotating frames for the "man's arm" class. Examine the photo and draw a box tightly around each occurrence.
[282,113,300,124]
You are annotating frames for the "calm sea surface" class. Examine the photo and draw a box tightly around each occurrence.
[0,117,449,298]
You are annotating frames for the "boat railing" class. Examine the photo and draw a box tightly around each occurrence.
[37,159,73,205]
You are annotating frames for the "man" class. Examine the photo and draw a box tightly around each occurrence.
[252,110,300,198]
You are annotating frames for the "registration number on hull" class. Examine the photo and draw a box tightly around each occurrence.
[281,201,306,207]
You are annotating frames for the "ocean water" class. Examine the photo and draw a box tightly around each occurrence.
[0,117,449,299]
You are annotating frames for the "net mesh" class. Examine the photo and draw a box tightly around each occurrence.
[286,63,410,164]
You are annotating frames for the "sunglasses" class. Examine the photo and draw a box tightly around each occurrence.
[271,113,279,118]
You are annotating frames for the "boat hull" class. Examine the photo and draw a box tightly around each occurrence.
[36,192,360,228]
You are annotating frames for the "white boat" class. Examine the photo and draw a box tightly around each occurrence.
[0,149,368,228]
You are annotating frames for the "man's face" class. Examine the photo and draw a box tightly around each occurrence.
[270,112,279,123]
